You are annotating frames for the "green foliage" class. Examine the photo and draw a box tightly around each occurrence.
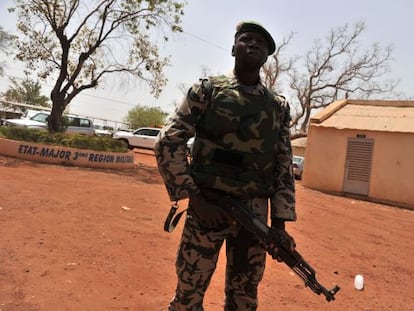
[11,0,186,132]
[125,105,167,128]
[0,126,128,153]
[0,26,16,76]
[260,21,398,138]
[4,76,50,107]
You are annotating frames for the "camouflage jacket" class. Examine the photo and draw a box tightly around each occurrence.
[154,75,296,221]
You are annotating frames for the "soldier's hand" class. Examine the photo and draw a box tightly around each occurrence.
[189,193,232,228]
[265,220,296,261]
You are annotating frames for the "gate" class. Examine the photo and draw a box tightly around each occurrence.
[343,138,374,196]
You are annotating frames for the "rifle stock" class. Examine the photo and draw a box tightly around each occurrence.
[224,198,340,302]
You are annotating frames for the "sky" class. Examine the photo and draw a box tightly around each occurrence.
[0,0,413,126]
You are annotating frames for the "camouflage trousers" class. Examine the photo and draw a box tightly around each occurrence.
[168,197,269,311]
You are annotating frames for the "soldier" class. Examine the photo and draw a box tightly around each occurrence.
[154,21,297,311]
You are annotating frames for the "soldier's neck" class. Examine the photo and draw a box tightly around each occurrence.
[234,68,260,86]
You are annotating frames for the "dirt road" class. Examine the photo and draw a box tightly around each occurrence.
[0,150,413,311]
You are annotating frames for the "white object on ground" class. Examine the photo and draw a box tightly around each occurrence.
[354,274,364,290]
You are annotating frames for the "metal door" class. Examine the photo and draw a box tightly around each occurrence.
[343,138,374,196]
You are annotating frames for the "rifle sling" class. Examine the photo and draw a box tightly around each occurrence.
[164,202,187,233]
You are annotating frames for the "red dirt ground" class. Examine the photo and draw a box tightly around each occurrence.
[0,149,413,311]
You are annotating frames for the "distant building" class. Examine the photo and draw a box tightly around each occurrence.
[303,99,414,209]
[291,137,307,157]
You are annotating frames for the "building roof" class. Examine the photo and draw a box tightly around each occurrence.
[291,137,307,147]
[310,100,414,133]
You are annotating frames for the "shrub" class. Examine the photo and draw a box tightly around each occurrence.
[0,126,128,152]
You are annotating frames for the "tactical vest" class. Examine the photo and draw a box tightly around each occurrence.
[190,78,284,198]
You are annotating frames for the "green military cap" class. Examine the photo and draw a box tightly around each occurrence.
[235,21,276,55]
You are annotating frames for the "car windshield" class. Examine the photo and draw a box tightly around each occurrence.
[66,116,92,127]
[134,128,160,136]
[30,113,49,123]
[293,156,304,163]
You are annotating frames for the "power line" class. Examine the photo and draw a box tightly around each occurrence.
[0,72,136,107]
[182,31,230,52]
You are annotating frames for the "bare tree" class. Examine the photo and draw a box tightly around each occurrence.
[10,0,185,132]
[262,32,296,95]
[262,22,398,138]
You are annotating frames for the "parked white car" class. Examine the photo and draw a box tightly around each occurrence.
[112,127,161,149]
[94,124,113,137]
[4,112,95,136]
[292,155,305,180]
[22,109,51,119]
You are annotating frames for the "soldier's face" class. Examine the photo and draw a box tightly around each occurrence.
[232,32,269,69]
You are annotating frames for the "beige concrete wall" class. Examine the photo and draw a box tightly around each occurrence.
[0,137,135,169]
[291,137,307,157]
[292,145,305,157]
[369,131,414,208]
[303,126,414,208]
[302,126,347,193]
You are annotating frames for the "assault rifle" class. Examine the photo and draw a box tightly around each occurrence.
[222,197,340,302]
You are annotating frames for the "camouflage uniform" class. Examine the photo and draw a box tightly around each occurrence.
[154,75,296,310]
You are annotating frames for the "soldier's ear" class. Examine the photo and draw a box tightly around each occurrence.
[231,45,235,56]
